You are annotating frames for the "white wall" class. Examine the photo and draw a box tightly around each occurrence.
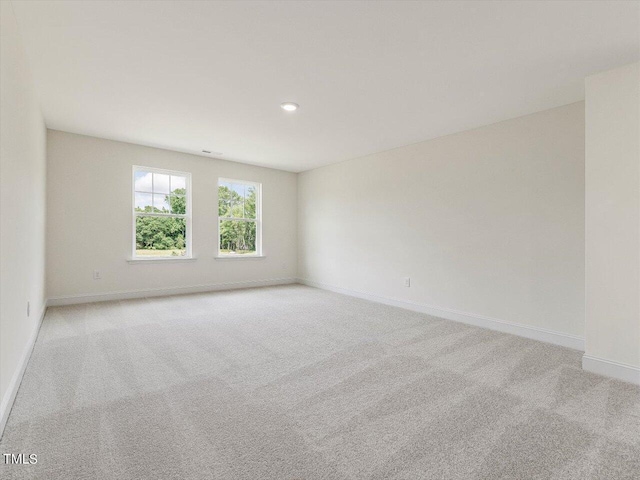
[0,1,47,430]
[584,63,640,382]
[299,103,585,342]
[47,131,297,301]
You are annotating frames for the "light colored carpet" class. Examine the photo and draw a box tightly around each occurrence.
[1,284,639,479]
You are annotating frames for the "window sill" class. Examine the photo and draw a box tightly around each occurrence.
[214,255,266,260]
[127,257,196,265]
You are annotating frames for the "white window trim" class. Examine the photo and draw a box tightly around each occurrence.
[131,165,193,261]
[217,177,262,257]
[127,257,197,265]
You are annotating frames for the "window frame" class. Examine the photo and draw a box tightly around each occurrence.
[217,177,262,257]
[132,165,193,260]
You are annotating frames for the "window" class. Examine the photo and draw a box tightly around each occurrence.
[218,178,261,256]
[133,166,191,258]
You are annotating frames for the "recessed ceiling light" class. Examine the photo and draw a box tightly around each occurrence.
[281,102,299,112]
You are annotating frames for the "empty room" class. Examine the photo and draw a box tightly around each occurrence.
[1,1,639,478]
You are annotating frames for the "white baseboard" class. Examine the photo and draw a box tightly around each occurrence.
[298,278,585,351]
[582,354,640,385]
[48,277,297,306]
[0,302,47,439]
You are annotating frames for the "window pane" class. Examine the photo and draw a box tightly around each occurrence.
[134,171,153,193]
[230,200,244,218]
[135,192,153,212]
[136,216,186,257]
[244,185,257,219]
[153,173,170,194]
[170,195,186,214]
[171,175,186,194]
[219,183,243,217]
[153,194,171,213]
[219,197,232,217]
[219,220,256,255]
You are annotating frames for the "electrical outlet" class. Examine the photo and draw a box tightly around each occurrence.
[27,301,30,317]
[93,270,102,280]
[404,277,411,287]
